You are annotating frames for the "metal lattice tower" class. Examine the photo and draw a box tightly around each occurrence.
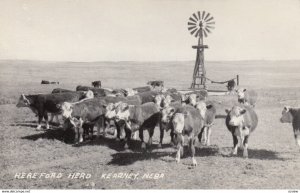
[188,11,215,89]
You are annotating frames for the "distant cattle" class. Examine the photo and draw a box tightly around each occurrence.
[236,88,258,107]
[280,106,300,149]
[51,88,73,94]
[133,86,152,93]
[136,91,160,104]
[16,91,93,130]
[76,85,112,97]
[41,80,59,84]
[113,102,162,149]
[169,105,204,166]
[91,81,101,88]
[225,105,258,157]
[147,80,164,91]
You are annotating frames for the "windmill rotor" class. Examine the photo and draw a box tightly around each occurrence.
[187,11,215,38]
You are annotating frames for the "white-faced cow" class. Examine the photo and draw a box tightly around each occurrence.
[170,105,204,166]
[196,101,216,146]
[76,85,112,97]
[16,91,93,130]
[225,105,258,157]
[113,102,162,149]
[60,98,107,144]
[280,106,300,150]
[236,88,258,107]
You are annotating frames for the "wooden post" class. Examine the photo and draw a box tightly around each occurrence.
[236,75,239,86]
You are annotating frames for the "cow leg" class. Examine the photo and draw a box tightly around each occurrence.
[43,112,50,130]
[206,126,211,146]
[158,123,164,148]
[49,113,54,123]
[189,137,197,166]
[198,126,204,144]
[78,126,84,143]
[243,135,249,158]
[147,127,155,147]
[74,126,79,144]
[170,130,175,146]
[115,122,121,141]
[232,134,238,155]
[124,129,132,149]
[295,134,300,150]
[139,127,146,149]
[36,112,44,131]
[175,134,184,163]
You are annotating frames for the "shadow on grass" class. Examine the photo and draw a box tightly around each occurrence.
[220,147,288,161]
[107,151,173,166]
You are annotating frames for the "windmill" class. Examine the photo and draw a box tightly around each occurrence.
[188,11,215,89]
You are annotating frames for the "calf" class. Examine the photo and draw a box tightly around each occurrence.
[114,102,162,149]
[171,105,204,166]
[236,88,258,107]
[16,91,93,130]
[91,81,101,88]
[196,101,216,146]
[225,105,258,157]
[280,106,300,150]
[61,98,106,143]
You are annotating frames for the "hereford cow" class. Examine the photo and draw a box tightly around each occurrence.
[16,91,93,130]
[51,88,73,94]
[236,88,258,107]
[280,106,300,150]
[60,98,106,144]
[170,105,204,166]
[76,85,112,97]
[113,102,162,149]
[225,105,258,157]
[196,101,216,146]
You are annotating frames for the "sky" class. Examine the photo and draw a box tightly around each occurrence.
[0,0,300,62]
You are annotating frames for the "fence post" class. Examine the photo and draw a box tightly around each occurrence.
[237,75,239,86]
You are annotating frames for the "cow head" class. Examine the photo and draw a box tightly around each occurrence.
[83,90,94,99]
[61,102,73,119]
[104,102,123,120]
[280,106,293,123]
[236,88,247,99]
[115,102,132,121]
[154,94,164,107]
[16,94,31,108]
[225,106,246,127]
[161,106,176,124]
[124,88,138,97]
[163,95,173,108]
[172,112,188,134]
[195,101,208,120]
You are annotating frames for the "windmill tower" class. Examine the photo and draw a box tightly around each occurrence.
[188,11,215,89]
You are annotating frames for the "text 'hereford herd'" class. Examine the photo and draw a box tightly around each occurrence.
[16,81,300,166]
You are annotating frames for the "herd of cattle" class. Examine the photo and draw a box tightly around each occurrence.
[16,81,300,166]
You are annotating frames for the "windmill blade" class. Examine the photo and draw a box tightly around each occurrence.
[206,21,215,25]
[195,29,201,37]
[202,11,206,21]
[189,17,197,23]
[204,13,210,21]
[188,25,197,31]
[190,28,198,36]
[193,13,198,21]
[203,30,208,37]
[206,16,214,22]
[204,27,211,34]
[206,25,215,29]
[188,22,197,26]
[197,11,201,20]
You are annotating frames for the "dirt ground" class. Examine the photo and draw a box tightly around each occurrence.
[0,60,300,189]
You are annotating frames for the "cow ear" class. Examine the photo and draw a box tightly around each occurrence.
[170,108,175,113]
[56,104,62,109]
[225,109,230,114]
[21,94,26,99]
[243,88,247,92]
[284,106,290,112]
[102,104,107,108]
[206,104,213,109]
[240,109,247,114]
[196,95,200,98]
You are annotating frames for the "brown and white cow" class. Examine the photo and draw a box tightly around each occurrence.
[195,101,216,146]
[113,102,162,149]
[170,105,204,166]
[280,106,300,150]
[225,105,258,157]
[236,88,258,107]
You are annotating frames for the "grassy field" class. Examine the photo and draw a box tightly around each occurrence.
[0,60,300,189]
